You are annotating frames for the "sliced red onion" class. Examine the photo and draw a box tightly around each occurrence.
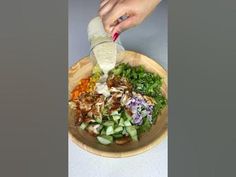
[125,94,154,125]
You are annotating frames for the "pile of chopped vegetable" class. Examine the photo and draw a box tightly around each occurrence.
[69,63,167,145]
[71,66,102,101]
[110,63,167,124]
[71,78,90,101]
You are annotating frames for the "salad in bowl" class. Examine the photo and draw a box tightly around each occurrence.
[69,63,167,145]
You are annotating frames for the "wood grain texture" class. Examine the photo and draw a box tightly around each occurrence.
[68,50,168,158]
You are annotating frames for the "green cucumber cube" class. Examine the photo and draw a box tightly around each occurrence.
[124,120,132,126]
[122,128,128,135]
[114,126,123,133]
[119,118,124,126]
[112,115,121,122]
[100,128,106,135]
[106,126,114,135]
[79,123,88,130]
[97,135,113,145]
[103,120,114,127]
[111,111,119,116]
[95,118,102,123]
[126,126,138,141]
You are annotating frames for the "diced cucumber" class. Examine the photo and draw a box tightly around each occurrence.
[100,128,106,135]
[111,111,119,116]
[131,134,138,141]
[106,126,114,135]
[118,118,124,126]
[112,115,121,122]
[113,133,123,138]
[124,120,132,126]
[114,126,123,133]
[95,118,102,124]
[122,128,128,135]
[126,126,138,141]
[126,126,137,136]
[97,135,113,145]
[103,120,114,127]
[79,122,88,130]
[95,124,103,132]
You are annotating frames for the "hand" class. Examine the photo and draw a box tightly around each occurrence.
[99,0,161,38]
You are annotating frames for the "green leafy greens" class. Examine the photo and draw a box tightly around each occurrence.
[110,63,167,126]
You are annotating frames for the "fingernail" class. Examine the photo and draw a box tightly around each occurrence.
[112,32,119,41]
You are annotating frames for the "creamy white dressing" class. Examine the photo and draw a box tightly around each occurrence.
[88,17,118,97]
[95,82,110,97]
[94,42,117,97]
[93,42,117,75]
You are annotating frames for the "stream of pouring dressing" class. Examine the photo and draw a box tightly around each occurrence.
[88,17,117,97]
[94,42,117,97]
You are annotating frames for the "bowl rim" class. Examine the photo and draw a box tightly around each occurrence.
[68,50,168,158]
[68,129,167,158]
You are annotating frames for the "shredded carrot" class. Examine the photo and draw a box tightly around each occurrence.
[71,78,90,101]
[71,69,101,101]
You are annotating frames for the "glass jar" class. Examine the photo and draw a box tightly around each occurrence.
[89,38,125,65]
[88,17,125,66]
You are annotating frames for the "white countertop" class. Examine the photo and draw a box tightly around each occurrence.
[69,0,167,176]
[69,138,167,177]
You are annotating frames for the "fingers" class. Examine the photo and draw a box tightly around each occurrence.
[111,16,137,35]
[99,0,137,35]
[100,0,109,8]
[99,0,117,18]
[100,5,127,33]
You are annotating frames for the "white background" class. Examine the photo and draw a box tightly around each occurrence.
[69,0,167,177]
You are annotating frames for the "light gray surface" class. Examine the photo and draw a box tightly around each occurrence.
[69,1,167,177]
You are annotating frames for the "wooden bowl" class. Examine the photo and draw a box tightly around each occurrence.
[68,51,168,158]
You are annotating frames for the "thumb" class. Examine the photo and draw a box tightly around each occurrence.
[112,16,137,36]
